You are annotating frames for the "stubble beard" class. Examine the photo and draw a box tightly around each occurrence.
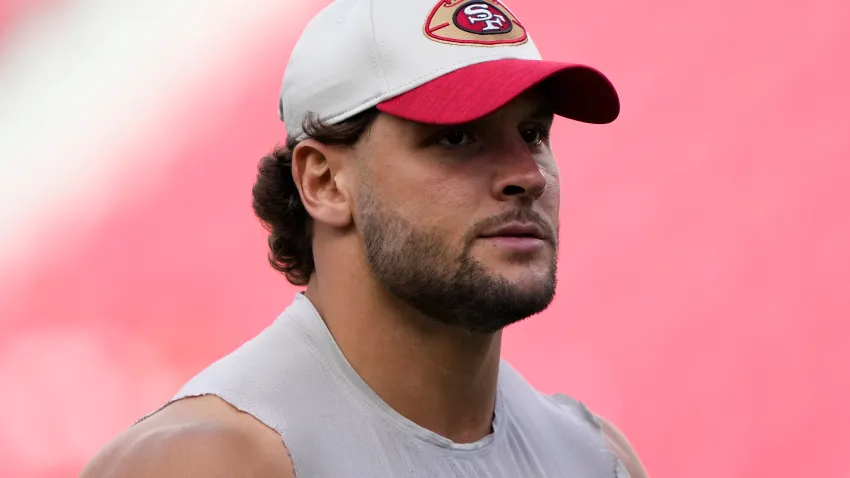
[359,189,558,334]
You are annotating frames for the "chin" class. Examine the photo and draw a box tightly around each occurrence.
[506,276,556,300]
[481,257,554,280]
[483,264,556,298]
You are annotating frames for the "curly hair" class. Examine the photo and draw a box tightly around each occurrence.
[252,108,379,286]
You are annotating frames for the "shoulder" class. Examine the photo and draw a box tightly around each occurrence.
[80,395,294,478]
[593,413,649,478]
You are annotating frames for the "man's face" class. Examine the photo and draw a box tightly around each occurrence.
[353,92,560,333]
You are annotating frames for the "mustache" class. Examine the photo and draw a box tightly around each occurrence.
[466,209,557,244]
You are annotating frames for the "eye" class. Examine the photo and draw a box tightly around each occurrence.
[437,131,475,148]
[520,125,549,146]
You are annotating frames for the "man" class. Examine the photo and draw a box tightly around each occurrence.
[81,0,647,476]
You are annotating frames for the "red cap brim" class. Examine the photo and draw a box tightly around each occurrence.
[377,59,619,125]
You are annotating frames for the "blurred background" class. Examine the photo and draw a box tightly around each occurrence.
[1,0,848,476]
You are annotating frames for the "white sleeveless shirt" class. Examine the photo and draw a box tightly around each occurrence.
[152,294,629,477]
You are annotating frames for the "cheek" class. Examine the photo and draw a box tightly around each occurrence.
[544,167,560,200]
[539,160,561,221]
[412,180,480,231]
[544,183,560,223]
[371,168,483,238]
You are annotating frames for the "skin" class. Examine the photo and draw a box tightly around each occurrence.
[80,91,648,478]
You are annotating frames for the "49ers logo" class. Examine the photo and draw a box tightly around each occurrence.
[454,2,512,35]
[424,0,528,46]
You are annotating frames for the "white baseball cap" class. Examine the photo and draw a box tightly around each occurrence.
[280,0,619,140]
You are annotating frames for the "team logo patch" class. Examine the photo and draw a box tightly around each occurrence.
[424,0,528,47]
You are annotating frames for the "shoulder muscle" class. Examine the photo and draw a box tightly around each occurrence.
[80,396,294,478]
[81,422,293,478]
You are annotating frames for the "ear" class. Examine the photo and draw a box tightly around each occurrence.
[291,139,354,230]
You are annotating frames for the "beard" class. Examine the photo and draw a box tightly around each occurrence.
[359,189,558,334]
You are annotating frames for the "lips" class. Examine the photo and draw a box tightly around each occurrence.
[479,222,546,240]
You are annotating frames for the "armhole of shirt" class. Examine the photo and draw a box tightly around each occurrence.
[550,393,631,478]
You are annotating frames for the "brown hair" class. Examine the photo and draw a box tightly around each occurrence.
[252,109,379,286]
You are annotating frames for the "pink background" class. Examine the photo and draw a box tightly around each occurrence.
[1,0,848,476]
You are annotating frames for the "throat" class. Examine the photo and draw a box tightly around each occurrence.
[324,299,501,443]
[360,334,501,444]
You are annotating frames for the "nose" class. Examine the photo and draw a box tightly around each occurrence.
[491,146,547,203]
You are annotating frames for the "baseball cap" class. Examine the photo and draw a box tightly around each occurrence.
[280,0,619,140]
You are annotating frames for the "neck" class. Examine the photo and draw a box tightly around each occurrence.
[305,271,502,444]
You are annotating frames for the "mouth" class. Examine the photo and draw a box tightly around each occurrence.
[479,222,546,241]
[477,222,548,253]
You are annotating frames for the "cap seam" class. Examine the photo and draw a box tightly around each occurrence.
[385,54,538,98]
[367,0,389,92]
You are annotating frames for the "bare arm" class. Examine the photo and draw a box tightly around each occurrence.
[595,414,649,478]
[79,423,294,478]
[79,397,294,478]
